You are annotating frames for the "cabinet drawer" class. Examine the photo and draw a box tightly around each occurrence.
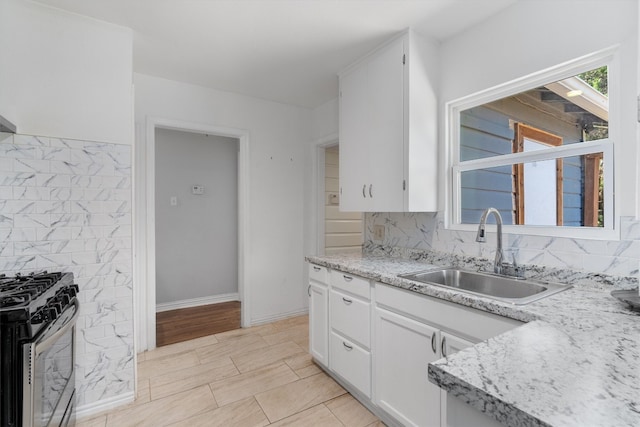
[309,263,328,284]
[330,270,370,299]
[330,289,370,348]
[330,331,371,398]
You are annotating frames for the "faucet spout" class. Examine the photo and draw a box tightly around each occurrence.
[476,208,504,275]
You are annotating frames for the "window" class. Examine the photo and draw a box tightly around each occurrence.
[448,50,615,237]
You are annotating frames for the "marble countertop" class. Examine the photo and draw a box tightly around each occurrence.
[305,252,640,427]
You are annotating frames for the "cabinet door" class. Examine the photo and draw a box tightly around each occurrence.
[309,282,328,366]
[367,37,405,211]
[339,63,371,212]
[374,307,441,427]
[440,331,476,427]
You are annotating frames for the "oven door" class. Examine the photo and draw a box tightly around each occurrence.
[23,300,79,427]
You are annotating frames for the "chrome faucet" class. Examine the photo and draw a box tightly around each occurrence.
[476,208,505,275]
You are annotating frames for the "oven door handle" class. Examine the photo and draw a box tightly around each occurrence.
[35,299,80,357]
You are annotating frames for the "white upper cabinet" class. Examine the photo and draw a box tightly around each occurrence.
[338,29,438,212]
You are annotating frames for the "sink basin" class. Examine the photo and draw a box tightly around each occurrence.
[398,267,571,305]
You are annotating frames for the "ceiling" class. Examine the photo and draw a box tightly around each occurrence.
[33,0,517,108]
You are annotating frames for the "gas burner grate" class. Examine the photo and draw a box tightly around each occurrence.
[0,272,66,312]
[0,294,30,308]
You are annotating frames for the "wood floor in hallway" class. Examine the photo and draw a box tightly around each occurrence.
[77,315,385,427]
[156,301,241,347]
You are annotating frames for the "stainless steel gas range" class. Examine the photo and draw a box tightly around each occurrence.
[0,272,80,427]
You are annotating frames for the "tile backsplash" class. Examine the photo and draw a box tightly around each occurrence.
[365,212,639,278]
[0,132,133,408]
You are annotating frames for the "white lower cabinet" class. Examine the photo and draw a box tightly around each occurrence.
[307,264,522,427]
[309,282,328,366]
[328,270,372,398]
[374,307,442,427]
[374,283,522,427]
[308,265,329,367]
[330,331,371,398]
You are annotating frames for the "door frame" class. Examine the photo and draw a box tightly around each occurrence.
[312,134,339,255]
[513,123,563,226]
[142,117,250,350]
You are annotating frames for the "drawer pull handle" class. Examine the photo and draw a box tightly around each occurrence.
[441,336,447,357]
[343,342,353,351]
[307,285,311,297]
[313,266,321,272]
[342,297,352,305]
[369,184,373,198]
[362,185,366,198]
[343,275,353,282]
[431,333,437,354]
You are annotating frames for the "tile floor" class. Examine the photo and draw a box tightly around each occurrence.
[77,315,385,427]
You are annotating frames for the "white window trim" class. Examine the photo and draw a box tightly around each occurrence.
[445,46,620,240]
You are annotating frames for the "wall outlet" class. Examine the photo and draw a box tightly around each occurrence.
[373,224,385,241]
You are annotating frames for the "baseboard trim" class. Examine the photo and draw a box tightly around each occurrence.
[156,293,240,313]
[76,391,134,420]
[250,308,309,326]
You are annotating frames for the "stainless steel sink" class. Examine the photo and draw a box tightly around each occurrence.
[398,267,571,305]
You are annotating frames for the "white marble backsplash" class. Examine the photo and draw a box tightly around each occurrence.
[0,132,133,407]
[365,212,639,279]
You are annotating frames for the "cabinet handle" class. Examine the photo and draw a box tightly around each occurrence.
[343,275,353,282]
[431,333,437,354]
[307,285,311,297]
[313,266,321,272]
[343,342,353,351]
[441,336,447,357]
[342,297,352,305]
[369,184,373,198]
[362,184,366,198]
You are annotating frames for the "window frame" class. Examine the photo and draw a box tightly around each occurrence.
[446,47,619,240]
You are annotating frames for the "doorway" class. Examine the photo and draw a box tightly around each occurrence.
[323,145,363,254]
[154,128,240,346]
[513,123,563,226]
[142,118,250,351]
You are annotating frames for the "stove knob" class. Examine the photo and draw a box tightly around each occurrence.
[57,292,70,306]
[48,301,62,319]
[47,306,58,321]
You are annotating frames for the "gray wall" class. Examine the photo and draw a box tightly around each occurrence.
[460,106,584,226]
[155,128,238,304]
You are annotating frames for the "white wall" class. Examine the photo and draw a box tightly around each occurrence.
[155,129,238,305]
[0,0,133,145]
[135,73,311,339]
[439,0,639,218]
[311,98,339,141]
